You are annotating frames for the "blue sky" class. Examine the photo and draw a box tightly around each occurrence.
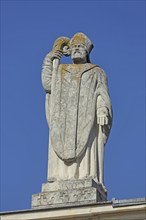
[1,0,145,212]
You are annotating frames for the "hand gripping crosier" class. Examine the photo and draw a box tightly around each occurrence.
[52,37,70,68]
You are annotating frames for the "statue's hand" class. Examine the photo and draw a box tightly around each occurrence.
[97,107,108,125]
[51,50,63,61]
[97,114,108,126]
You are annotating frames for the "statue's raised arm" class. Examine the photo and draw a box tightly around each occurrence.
[41,37,70,125]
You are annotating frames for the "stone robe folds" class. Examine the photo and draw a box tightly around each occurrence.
[42,53,112,181]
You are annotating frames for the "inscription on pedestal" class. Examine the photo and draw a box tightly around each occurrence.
[32,179,107,209]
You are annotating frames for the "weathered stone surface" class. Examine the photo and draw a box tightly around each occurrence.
[32,179,107,209]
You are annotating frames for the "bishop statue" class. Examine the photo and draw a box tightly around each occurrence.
[41,32,112,188]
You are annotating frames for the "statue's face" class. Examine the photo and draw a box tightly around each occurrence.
[71,44,88,63]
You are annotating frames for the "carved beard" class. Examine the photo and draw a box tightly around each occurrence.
[71,51,87,63]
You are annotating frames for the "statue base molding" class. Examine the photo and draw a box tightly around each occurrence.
[32,178,107,209]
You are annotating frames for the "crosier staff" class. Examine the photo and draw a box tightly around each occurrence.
[50,37,70,124]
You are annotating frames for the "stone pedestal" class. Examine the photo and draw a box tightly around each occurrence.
[32,178,107,209]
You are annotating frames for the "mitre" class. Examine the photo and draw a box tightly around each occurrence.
[70,32,94,53]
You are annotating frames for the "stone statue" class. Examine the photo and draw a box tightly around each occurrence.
[32,33,112,208]
[41,32,112,187]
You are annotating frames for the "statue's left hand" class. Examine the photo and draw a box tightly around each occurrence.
[97,114,108,126]
[97,107,109,125]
